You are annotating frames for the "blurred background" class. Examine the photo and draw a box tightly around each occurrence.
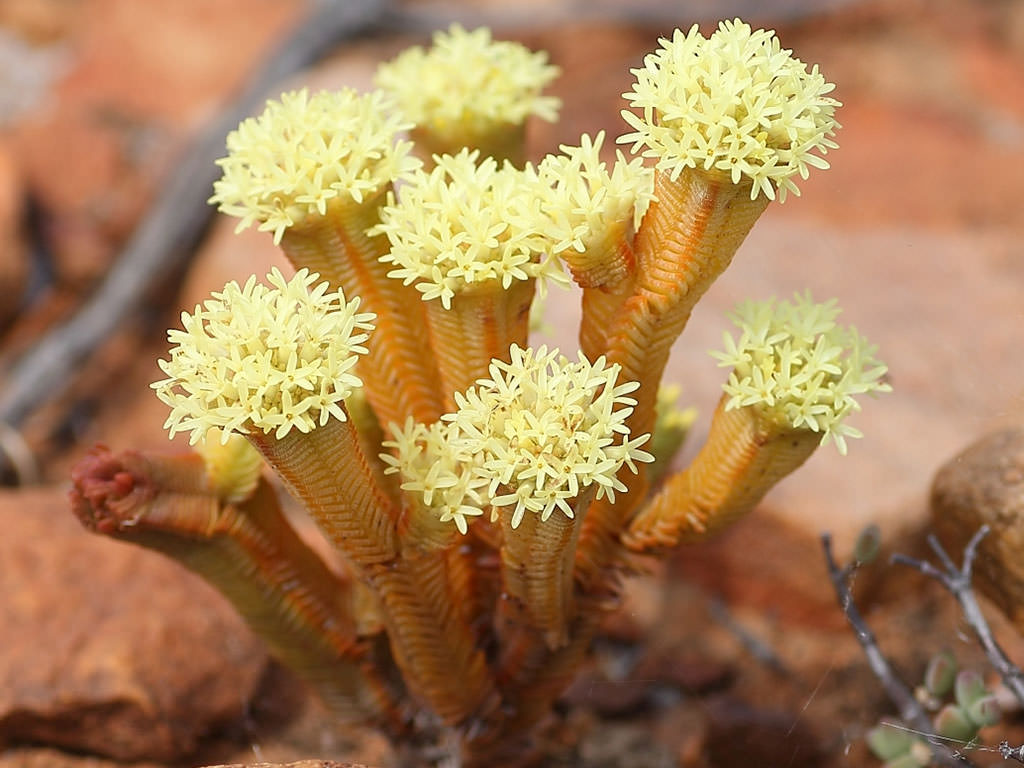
[1,1,1024,766]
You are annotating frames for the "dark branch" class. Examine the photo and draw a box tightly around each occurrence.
[821,532,973,768]
[892,525,1024,707]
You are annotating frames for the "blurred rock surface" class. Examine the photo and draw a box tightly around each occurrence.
[932,426,1024,633]
[0,487,268,761]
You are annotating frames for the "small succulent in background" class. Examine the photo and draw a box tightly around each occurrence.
[866,721,934,768]
[867,652,1001,766]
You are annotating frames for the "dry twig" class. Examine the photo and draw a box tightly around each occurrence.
[821,532,973,768]
[892,526,1024,708]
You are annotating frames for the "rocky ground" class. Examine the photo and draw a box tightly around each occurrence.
[2,0,1024,765]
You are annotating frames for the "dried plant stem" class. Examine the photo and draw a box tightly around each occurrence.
[69,449,405,730]
[468,599,602,764]
[411,121,526,169]
[280,194,443,428]
[499,488,595,650]
[627,398,820,551]
[426,279,535,408]
[247,417,397,568]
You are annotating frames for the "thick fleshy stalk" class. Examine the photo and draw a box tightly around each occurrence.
[426,279,535,409]
[574,168,769,585]
[626,397,821,551]
[606,168,770,431]
[369,554,498,725]
[69,448,405,729]
[247,416,397,568]
[575,227,638,360]
[498,487,595,650]
[280,193,443,428]
[227,421,492,723]
[398,498,462,553]
[466,597,601,765]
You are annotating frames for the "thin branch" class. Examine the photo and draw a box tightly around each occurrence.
[707,596,791,677]
[821,532,973,768]
[892,525,1024,706]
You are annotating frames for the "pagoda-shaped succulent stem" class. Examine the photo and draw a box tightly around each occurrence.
[426,279,535,409]
[248,417,398,569]
[575,227,639,360]
[280,194,444,428]
[69,448,406,730]
[369,554,498,725]
[627,397,820,551]
[608,168,769,430]
[574,168,769,586]
[469,600,600,764]
[498,487,595,650]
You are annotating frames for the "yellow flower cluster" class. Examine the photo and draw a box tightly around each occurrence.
[380,418,486,535]
[530,131,654,255]
[384,345,653,530]
[152,268,375,445]
[375,24,560,140]
[711,294,890,454]
[373,149,569,308]
[619,19,840,201]
[209,88,419,243]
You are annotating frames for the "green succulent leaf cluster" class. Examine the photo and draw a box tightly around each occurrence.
[866,651,1000,767]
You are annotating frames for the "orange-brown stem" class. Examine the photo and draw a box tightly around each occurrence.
[575,229,638,360]
[627,397,820,551]
[498,488,595,650]
[69,447,406,730]
[466,596,604,765]
[369,553,499,725]
[280,192,444,429]
[575,168,770,586]
[397,498,460,552]
[426,279,536,409]
[483,170,775,752]
[246,417,397,569]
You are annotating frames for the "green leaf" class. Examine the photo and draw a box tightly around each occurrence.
[924,650,957,698]
[934,703,977,742]
[966,694,1000,727]
[866,722,914,761]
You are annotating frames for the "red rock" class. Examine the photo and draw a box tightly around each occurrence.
[0,138,26,331]
[703,695,825,768]
[0,747,161,768]
[204,763,373,768]
[0,487,269,761]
